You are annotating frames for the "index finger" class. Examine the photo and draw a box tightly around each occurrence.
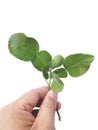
[15,86,49,113]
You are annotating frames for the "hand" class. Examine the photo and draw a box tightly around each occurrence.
[0,87,61,130]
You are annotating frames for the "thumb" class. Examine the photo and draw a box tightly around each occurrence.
[32,90,58,130]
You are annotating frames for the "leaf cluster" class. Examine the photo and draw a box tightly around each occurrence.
[8,33,94,93]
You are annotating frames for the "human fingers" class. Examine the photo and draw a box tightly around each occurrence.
[35,100,61,110]
[57,101,61,110]
[14,86,49,113]
[32,90,58,130]
[32,101,61,118]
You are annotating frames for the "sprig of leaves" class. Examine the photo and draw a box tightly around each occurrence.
[8,33,94,93]
[8,33,94,120]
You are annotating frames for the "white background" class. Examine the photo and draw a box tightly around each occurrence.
[0,0,98,129]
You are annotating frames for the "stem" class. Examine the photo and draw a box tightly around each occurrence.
[45,79,51,90]
[46,68,61,121]
[56,110,61,121]
[45,68,52,89]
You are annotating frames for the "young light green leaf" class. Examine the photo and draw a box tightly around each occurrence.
[8,33,39,61]
[53,68,67,78]
[51,55,64,69]
[31,50,52,71]
[50,74,64,92]
[63,53,94,77]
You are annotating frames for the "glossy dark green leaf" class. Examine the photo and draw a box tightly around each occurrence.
[53,68,67,78]
[63,53,94,77]
[32,50,52,71]
[50,74,64,92]
[51,55,64,69]
[8,33,39,61]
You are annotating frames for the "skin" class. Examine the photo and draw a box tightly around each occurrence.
[0,86,61,130]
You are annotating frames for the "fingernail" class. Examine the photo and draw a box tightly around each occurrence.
[49,90,58,102]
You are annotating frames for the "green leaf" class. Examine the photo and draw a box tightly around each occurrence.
[53,68,67,78]
[8,33,39,61]
[51,55,64,69]
[63,53,94,77]
[42,63,51,79]
[31,50,52,71]
[50,74,64,92]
